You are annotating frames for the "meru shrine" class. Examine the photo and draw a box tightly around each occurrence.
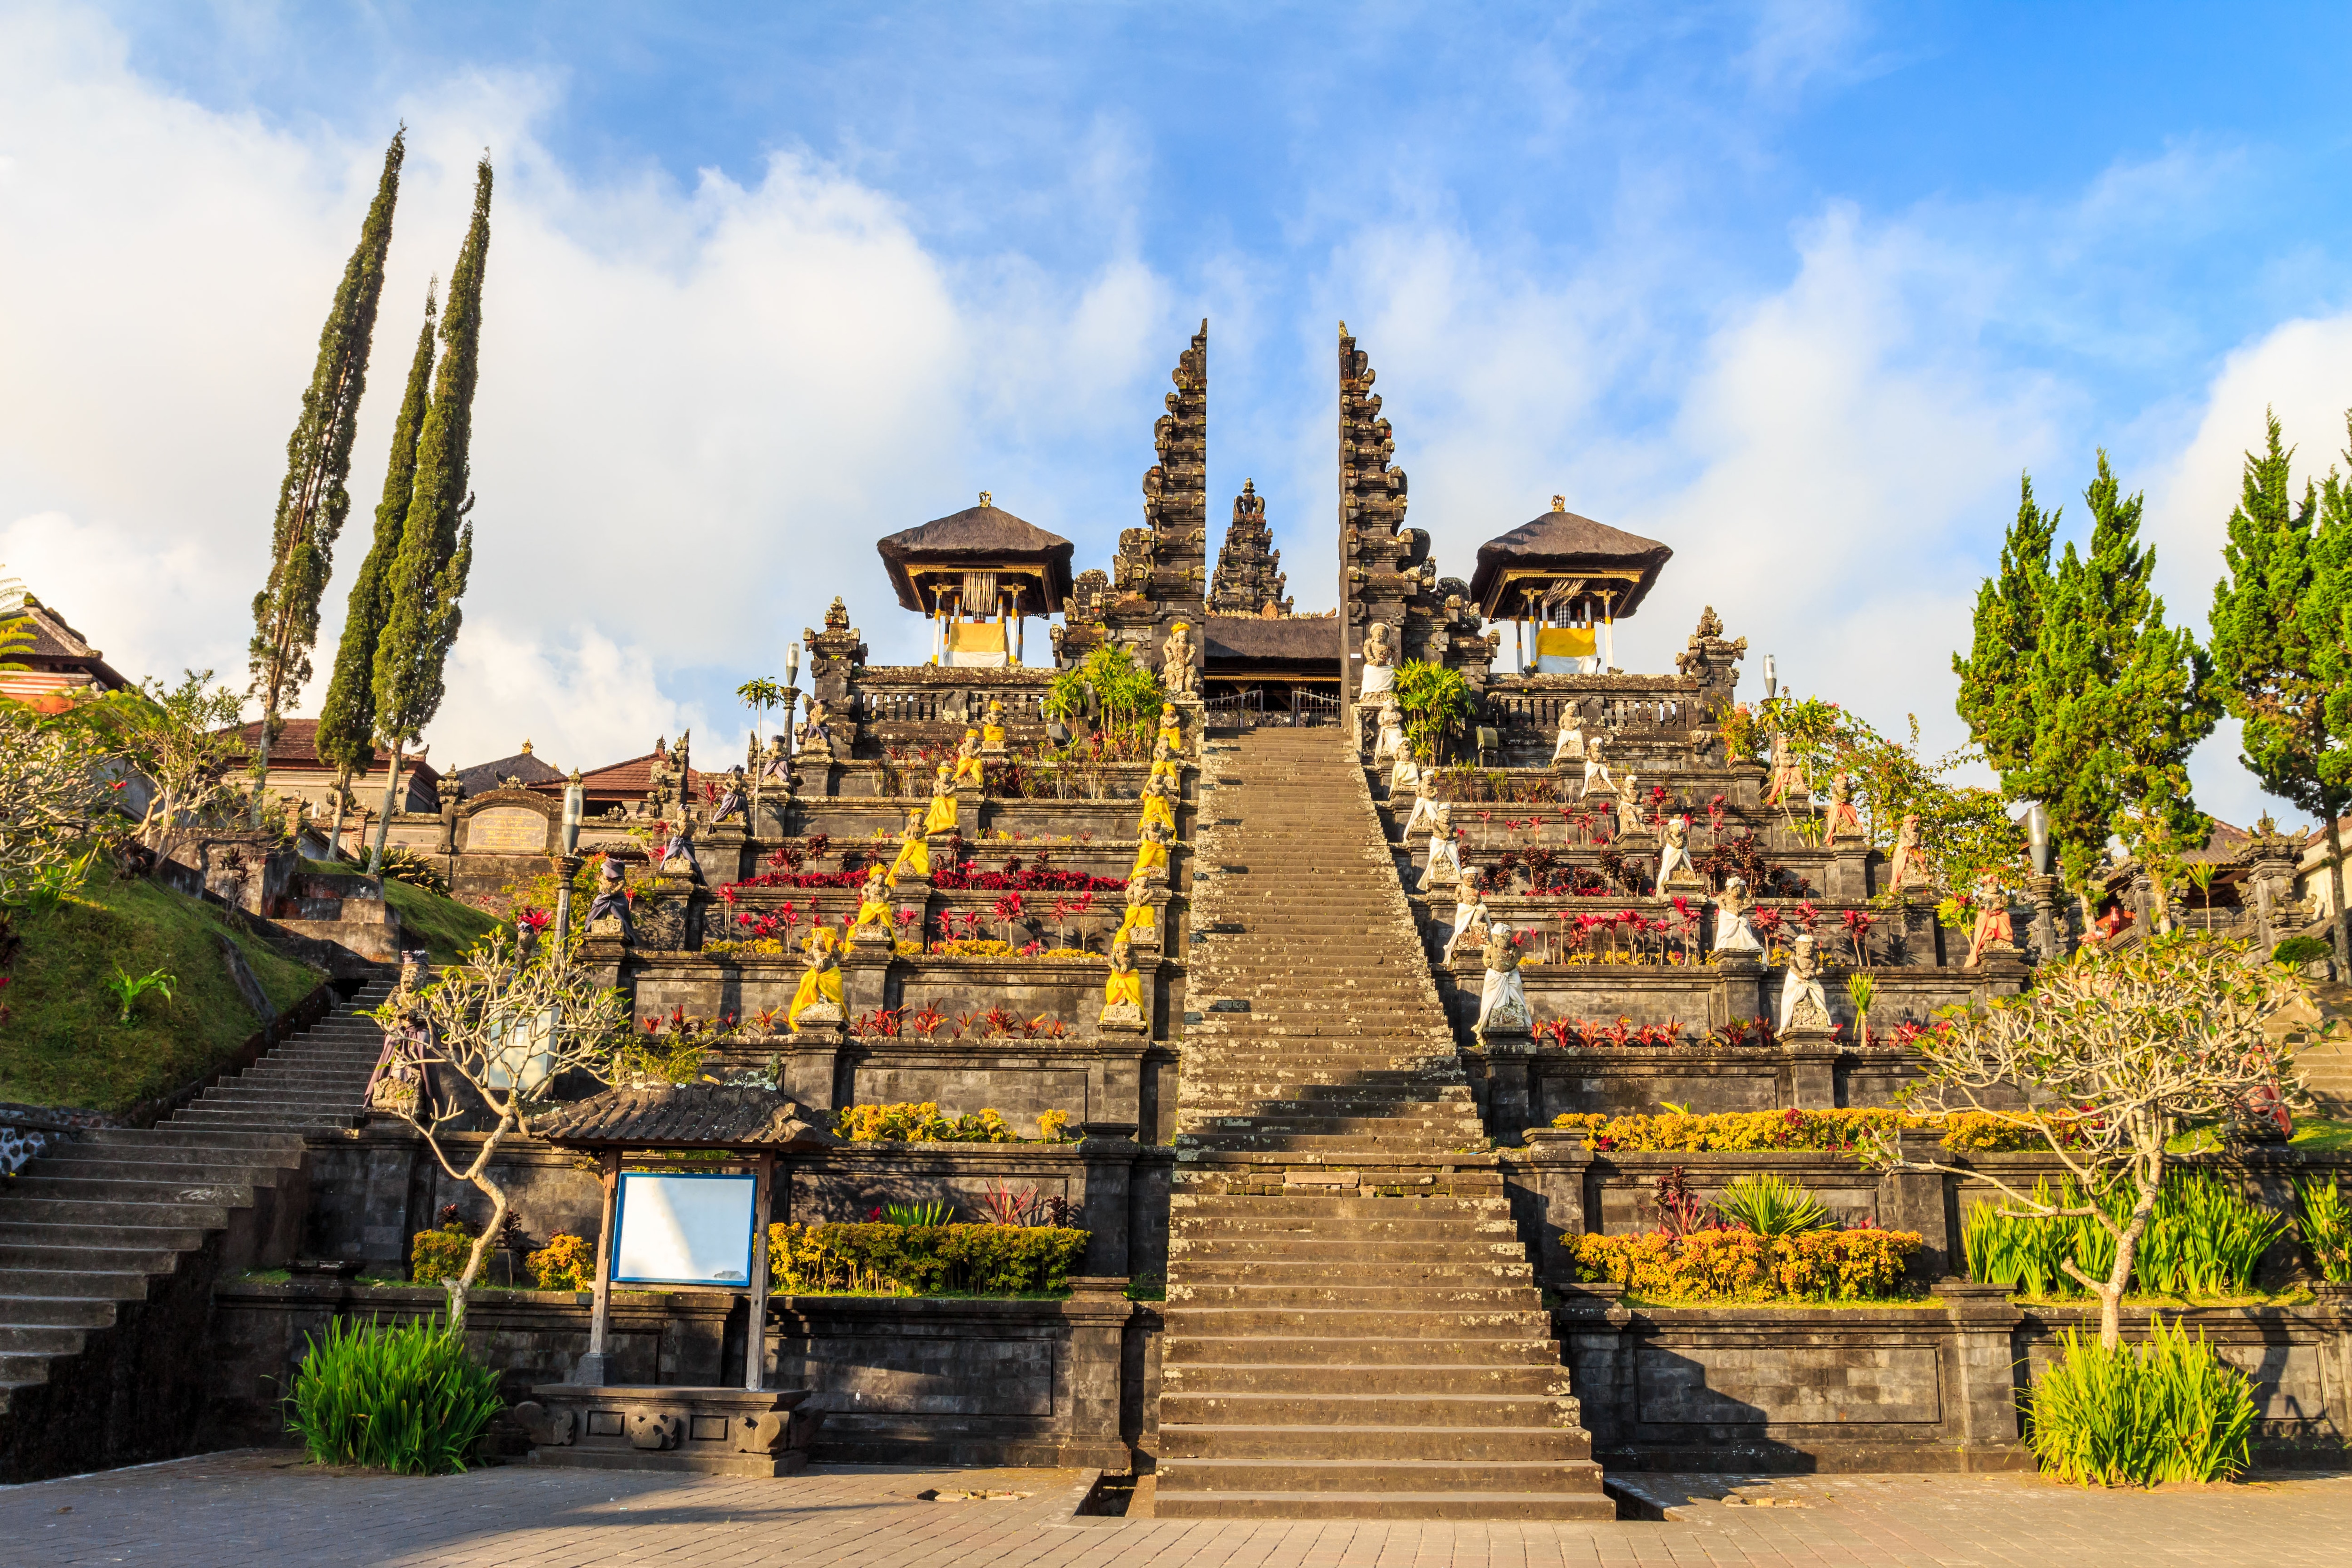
[8,322,2348,1516]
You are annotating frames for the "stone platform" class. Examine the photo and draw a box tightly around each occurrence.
[516,1384,821,1477]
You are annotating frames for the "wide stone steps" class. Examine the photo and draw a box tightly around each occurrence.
[1160,726,1605,1520]
[0,978,394,1466]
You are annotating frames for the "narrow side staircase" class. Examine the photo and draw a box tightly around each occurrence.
[0,974,393,1479]
[1155,726,1610,1520]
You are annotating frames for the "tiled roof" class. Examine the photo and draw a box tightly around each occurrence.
[216,719,443,787]
[532,1084,839,1150]
[455,750,567,796]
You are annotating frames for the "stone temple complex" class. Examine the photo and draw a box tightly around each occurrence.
[3,320,2347,1517]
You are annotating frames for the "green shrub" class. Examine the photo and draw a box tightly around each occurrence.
[410,1223,475,1284]
[287,1315,503,1473]
[2297,1178,2352,1283]
[2272,935,2334,968]
[2026,1318,2257,1486]
[769,1221,1089,1295]
[1714,1173,1829,1237]
[525,1233,594,1291]
[1963,1173,2283,1298]
[1568,1226,1920,1302]
[375,845,450,897]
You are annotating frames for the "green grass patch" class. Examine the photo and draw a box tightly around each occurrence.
[2,866,322,1112]
[374,874,501,966]
[2165,1117,2352,1155]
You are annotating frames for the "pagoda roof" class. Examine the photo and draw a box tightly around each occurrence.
[532,1083,840,1152]
[1468,502,1673,620]
[876,498,1075,614]
[1203,615,1343,665]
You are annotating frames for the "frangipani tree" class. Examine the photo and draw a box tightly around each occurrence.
[0,704,116,908]
[369,932,628,1327]
[1868,936,2309,1347]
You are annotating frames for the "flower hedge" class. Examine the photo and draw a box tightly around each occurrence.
[835,1102,1026,1143]
[1568,1226,1921,1302]
[768,1221,1089,1295]
[1549,1106,2077,1154]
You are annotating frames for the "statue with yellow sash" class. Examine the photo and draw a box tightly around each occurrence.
[886,807,930,884]
[846,864,895,948]
[1101,936,1144,1025]
[950,729,985,786]
[788,926,844,1027]
[922,763,959,836]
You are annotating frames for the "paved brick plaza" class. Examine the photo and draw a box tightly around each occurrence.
[9,1452,2352,1567]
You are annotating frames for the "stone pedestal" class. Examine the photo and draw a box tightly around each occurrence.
[1480,1027,1537,1141]
[839,943,892,1015]
[1932,1282,2026,1464]
[2026,874,2063,963]
[1076,1130,1139,1276]
[1884,1133,1957,1279]
[785,1015,847,1110]
[1714,953,1765,1024]
[516,1385,821,1477]
[1518,1128,1594,1288]
[1779,1024,1838,1107]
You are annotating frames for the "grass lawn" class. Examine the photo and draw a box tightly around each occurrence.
[2167,1117,2352,1155]
[374,872,501,965]
[2,865,323,1112]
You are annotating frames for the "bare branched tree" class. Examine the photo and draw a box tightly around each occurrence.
[1867,935,2310,1347]
[368,932,628,1328]
[0,705,115,906]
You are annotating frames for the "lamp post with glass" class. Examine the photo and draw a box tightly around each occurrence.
[554,769,585,948]
[2023,800,2063,960]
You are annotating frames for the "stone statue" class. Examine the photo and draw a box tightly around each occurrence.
[1657,813,1698,889]
[646,742,675,804]
[1613,772,1645,838]
[586,854,634,942]
[1418,814,1462,893]
[1550,708,1586,764]
[952,728,985,787]
[1579,734,1616,798]
[1886,812,1922,895]
[1148,732,1181,788]
[657,814,695,874]
[1475,922,1533,1042]
[796,699,835,762]
[1359,619,1398,696]
[1777,932,1831,1032]
[887,808,930,884]
[1139,769,1179,835]
[1821,771,1860,844]
[1372,699,1407,765]
[1713,876,1763,955]
[788,927,845,1027]
[1101,936,1145,1025]
[1445,886,1490,963]
[759,732,790,783]
[981,699,1008,751]
[1388,737,1423,798]
[1400,771,1441,839]
[1766,728,1804,807]
[1965,870,2016,968]
[1131,817,1173,882]
[846,864,894,948]
[711,765,747,825]
[1115,872,1159,946]
[922,764,959,836]
[1161,621,1198,696]
[1157,703,1184,755]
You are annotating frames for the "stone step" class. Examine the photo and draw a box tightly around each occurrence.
[0,1220,206,1251]
[0,1295,120,1328]
[0,1242,183,1276]
[0,1196,236,1232]
[1159,1424,1590,1463]
[0,1176,263,1208]
[79,1129,308,1155]
[1163,1361,1571,1397]
[1149,1488,1614,1522]
[1165,1308,1551,1338]
[1172,1283,1539,1310]
[0,1267,155,1302]
[0,1324,89,1356]
[1175,1259,1533,1286]
[24,1157,277,1186]
[1154,1457,1603,1496]
[1169,1237,1530,1263]
[1172,1196,1509,1219]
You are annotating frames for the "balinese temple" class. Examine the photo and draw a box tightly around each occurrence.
[1200,479,1344,720]
[875,494,1075,668]
[1468,497,1674,675]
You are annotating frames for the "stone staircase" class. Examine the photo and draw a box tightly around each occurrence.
[1155,726,1610,1520]
[0,975,391,1479]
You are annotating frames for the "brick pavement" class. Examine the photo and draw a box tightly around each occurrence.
[7,1452,2352,1567]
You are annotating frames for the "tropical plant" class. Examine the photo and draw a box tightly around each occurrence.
[374,844,450,897]
[2025,1318,2257,1486]
[1845,971,1875,1046]
[104,963,175,1024]
[2296,1177,2352,1284]
[1713,1173,1830,1237]
[0,703,115,908]
[884,1200,956,1227]
[1048,642,1165,746]
[524,1232,595,1292]
[1392,659,1475,762]
[248,129,404,816]
[1963,1172,2285,1299]
[1869,936,2308,1346]
[286,1314,503,1474]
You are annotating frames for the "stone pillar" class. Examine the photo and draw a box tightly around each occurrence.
[1827,844,1870,904]
[1076,1127,1139,1277]
[1715,953,1764,1027]
[1934,1280,2025,1468]
[2026,873,2063,963]
[1059,1278,1136,1469]
[1881,1134,1956,1280]
[838,943,891,1016]
[1094,1017,1149,1130]
[1518,1128,1594,1289]
[784,1017,846,1112]
[1780,1024,1838,1107]
[1480,1027,1537,1144]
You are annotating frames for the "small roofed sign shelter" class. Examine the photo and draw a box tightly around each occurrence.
[876,493,1076,668]
[510,1083,838,1476]
[1468,498,1672,675]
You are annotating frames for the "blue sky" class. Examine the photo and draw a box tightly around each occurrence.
[7,1,2352,830]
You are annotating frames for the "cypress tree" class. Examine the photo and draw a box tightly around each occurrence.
[316,279,436,859]
[2212,410,2350,966]
[369,157,492,871]
[1953,475,2058,786]
[2032,453,2215,903]
[247,128,405,817]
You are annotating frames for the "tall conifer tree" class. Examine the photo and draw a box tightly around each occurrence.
[247,128,404,816]
[316,280,436,857]
[1954,476,2058,785]
[369,157,491,871]
[2212,411,2351,966]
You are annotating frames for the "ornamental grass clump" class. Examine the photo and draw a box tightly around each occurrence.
[1714,1173,1829,1237]
[2026,1318,2257,1486]
[1963,1173,2282,1299]
[2297,1177,2352,1283]
[287,1315,502,1474]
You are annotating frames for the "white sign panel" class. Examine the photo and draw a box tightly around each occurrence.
[612,1172,757,1288]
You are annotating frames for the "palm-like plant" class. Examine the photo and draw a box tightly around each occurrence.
[1392,660,1476,763]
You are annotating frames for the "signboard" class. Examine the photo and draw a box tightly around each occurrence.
[486,1007,556,1095]
[466,806,549,853]
[611,1171,757,1288]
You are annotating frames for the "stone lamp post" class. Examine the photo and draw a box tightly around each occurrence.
[2023,800,2063,961]
[553,769,585,946]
